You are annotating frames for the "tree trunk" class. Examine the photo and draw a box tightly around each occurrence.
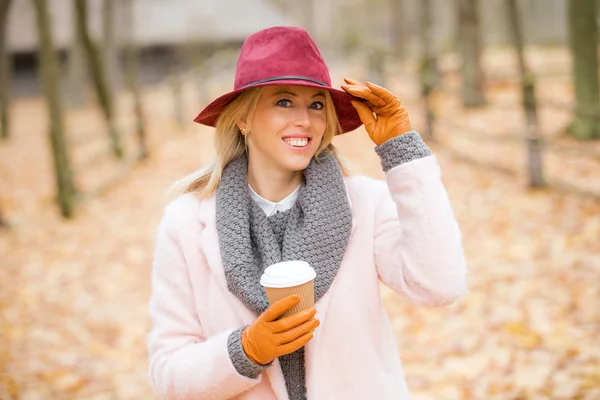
[390,0,406,62]
[366,46,386,85]
[457,0,486,107]
[0,0,12,140]
[32,0,77,218]
[506,0,544,188]
[420,0,437,137]
[123,0,147,159]
[103,0,121,92]
[568,0,600,139]
[0,206,8,228]
[170,48,186,131]
[74,0,124,158]
[67,0,86,109]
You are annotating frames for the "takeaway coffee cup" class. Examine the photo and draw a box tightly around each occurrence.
[260,260,316,319]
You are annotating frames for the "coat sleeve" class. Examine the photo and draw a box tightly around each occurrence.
[148,201,262,399]
[373,155,468,306]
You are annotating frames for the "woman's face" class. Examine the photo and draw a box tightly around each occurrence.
[243,85,327,173]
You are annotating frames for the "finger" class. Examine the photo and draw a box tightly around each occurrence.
[351,100,377,135]
[365,81,401,106]
[340,84,369,96]
[276,332,315,357]
[262,295,301,322]
[270,307,316,333]
[275,318,320,345]
[342,87,384,108]
[341,85,386,108]
[343,77,364,86]
[341,84,366,95]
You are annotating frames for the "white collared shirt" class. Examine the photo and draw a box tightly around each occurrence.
[248,184,301,217]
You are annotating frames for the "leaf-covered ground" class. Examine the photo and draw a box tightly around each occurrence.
[1,52,599,399]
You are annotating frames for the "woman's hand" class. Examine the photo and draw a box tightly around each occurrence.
[241,295,319,366]
[341,78,412,145]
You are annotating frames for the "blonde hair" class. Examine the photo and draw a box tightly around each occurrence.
[171,86,353,198]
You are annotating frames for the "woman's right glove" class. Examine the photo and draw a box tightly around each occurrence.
[241,295,320,366]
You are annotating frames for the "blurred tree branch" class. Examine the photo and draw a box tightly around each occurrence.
[419,0,438,137]
[32,0,77,218]
[567,0,600,139]
[390,0,406,62]
[66,5,86,109]
[0,0,12,140]
[506,0,544,188]
[122,0,147,160]
[456,0,486,107]
[74,0,124,158]
[103,0,121,92]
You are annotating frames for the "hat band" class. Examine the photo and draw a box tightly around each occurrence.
[240,75,328,89]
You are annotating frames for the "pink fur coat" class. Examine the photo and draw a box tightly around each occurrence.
[148,155,468,399]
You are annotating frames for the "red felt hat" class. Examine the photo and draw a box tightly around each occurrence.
[193,26,363,134]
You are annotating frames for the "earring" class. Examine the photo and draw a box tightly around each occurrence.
[240,127,248,152]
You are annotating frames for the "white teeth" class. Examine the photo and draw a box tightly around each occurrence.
[284,138,309,147]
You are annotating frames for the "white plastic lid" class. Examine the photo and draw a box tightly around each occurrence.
[260,260,316,288]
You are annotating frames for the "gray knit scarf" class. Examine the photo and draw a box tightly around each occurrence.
[216,150,353,399]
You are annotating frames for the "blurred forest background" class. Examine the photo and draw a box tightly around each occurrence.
[0,0,599,399]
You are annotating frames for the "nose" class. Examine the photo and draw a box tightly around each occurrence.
[293,107,311,128]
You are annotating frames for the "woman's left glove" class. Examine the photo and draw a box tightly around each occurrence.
[341,78,412,146]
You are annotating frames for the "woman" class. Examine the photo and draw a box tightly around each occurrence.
[148,26,467,400]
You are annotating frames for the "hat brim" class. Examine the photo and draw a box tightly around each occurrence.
[193,79,363,134]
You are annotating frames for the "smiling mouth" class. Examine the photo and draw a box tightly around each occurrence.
[282,137,311,148]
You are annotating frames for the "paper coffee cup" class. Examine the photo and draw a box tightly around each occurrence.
[260,260,316,319]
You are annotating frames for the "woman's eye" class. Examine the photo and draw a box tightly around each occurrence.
[310,101,324,110]
[277,99,292,107]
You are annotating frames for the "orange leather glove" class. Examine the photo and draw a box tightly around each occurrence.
[341,78,412,145]
[241,295,320,366]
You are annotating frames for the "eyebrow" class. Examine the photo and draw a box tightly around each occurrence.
[272,90,326,99]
